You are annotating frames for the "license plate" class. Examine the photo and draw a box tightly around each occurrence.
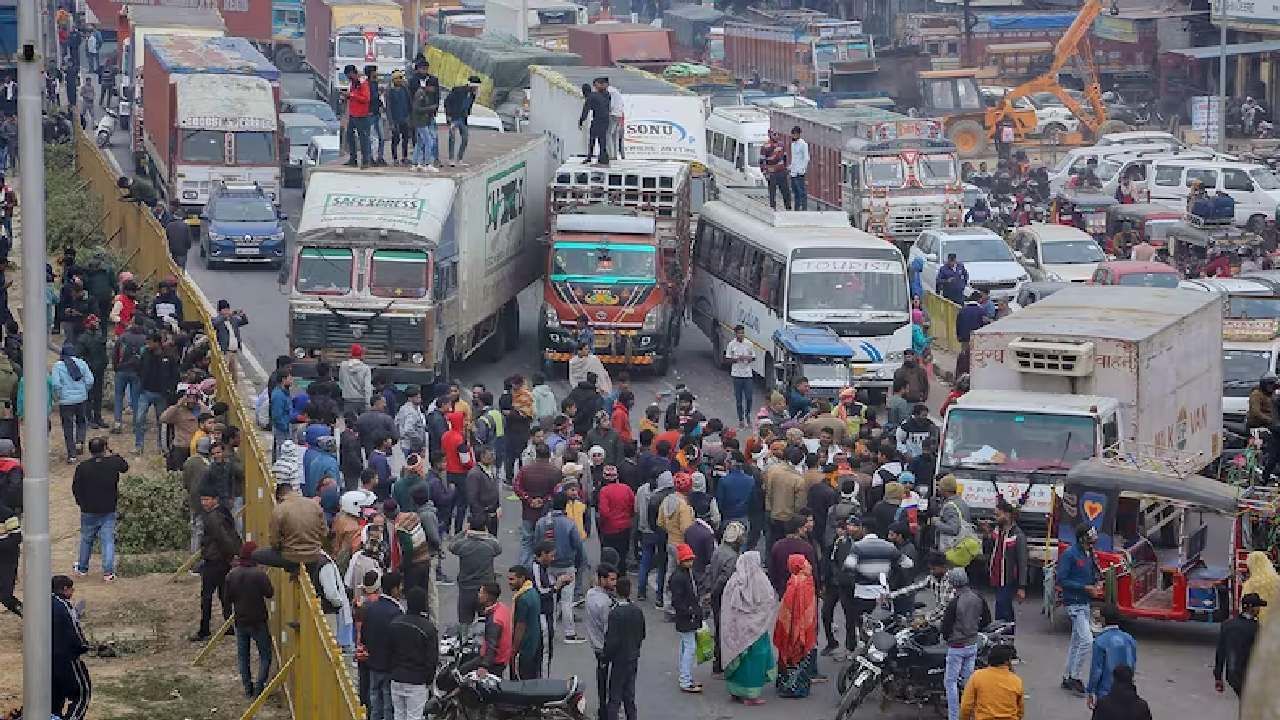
[234,247,259,256]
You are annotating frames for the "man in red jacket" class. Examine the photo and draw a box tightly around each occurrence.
[343,64,372,168]
[596,465,634,569]
[441,411,473,535]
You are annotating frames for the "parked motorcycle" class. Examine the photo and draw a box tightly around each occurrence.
[834,605,1016,719]
[95,109,117,148]
[427,633,588,720]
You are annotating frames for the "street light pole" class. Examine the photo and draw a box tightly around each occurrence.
[18,0,51,716]
[1219,21,1227,151]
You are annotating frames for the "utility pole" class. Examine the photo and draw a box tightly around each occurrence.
[18,0,51,717]
[1218,22,1228,151]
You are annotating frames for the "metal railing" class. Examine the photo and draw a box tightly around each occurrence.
[75,130,365,720]
[922,290,961,354]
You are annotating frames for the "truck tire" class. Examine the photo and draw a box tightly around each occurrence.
[948,120,988,158]
[711,328,729,371]
[274,46,302,73]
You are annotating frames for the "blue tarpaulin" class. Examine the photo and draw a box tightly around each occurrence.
[986,13,1077,30]
[773,327,855,358]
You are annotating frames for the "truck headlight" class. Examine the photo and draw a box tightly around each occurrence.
[641,306,661,332]
[410,352,425,364]
[543,305,561,328]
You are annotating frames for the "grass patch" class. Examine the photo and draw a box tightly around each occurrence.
[116,550,189,577]
[97,669,232,720]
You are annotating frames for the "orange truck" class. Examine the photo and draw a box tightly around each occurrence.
[539,160,692,376]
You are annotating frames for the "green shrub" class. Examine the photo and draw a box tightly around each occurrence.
[46,141,106,254]
[115,470,189,554]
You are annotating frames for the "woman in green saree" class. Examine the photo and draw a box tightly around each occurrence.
[720,550,778,705]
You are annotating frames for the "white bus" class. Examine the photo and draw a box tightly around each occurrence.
[705,105,770,188]
[690,187,912,396]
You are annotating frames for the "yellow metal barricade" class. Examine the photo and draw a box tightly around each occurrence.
[922,291,961,354]
[76,131,365,720]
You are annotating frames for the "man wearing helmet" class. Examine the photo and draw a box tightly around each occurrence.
[1056,522,1103,696]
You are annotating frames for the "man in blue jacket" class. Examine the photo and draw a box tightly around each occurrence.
[303,434,341,498]
[270,370,294,461]
[1057,522,1102,695]
[935,253,969,305]
[714,451,755,531]
[534,494,586,642]
[1087,605,1137,708]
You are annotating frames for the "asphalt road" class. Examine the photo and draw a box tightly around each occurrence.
[98,71,1239,720]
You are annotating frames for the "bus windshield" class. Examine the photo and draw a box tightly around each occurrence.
[787,253,907,315]
[917,153,958,186]
[941,409,1097,471]
[295,248,353,295]
[865,157,905,188]
[552,243,656,283]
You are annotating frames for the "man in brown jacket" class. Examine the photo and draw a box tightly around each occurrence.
[763,445,808,560]
[160,387,210,470]
[253,476,326,574]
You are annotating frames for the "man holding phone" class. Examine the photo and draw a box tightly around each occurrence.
[724,325,756,429]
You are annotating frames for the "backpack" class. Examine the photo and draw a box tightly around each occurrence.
[647,485,674,531]
[113,334,144,371]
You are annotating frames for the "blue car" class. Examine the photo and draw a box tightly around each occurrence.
[200,182,288,270]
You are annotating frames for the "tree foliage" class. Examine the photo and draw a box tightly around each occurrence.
[45,142,106,254]
[115,470,189,554]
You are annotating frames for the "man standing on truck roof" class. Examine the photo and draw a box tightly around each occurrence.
[411,74,442,171]
[364,66,387,167]
[579,77,612,167]
[604,78,625,161]
[444,76,481,167]
[789,126,809,211]
[343,65,372,169]
[760,130,791,211]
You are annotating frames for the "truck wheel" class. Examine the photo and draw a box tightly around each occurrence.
[274,46,302,73]
[711,328,728,371]
[948,120,988,158]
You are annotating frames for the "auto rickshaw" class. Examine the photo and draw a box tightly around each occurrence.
[1044,459,1280,624]
[1163,222,1262,275]
[1104,203,1184,252]
[1050,188,1117,243]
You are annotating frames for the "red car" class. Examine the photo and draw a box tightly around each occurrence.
[1089,260,1181,287]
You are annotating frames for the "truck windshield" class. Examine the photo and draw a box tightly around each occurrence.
[375,37,404,61]
[180,130,224,163]
[1042,241,1104,264]
[865,157,904,188]
[941,409,1096,471]
[788,252,908,315]
[296,248,353,295]
[369,249,428,298]
[552,243,656,283]
[235,132,277,164]
[1228,297,1280,318]
[336,35,365,58]
[1223,349,1273,392]
[917,154,957,186]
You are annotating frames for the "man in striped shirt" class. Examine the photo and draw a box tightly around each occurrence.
[842,515,914,631]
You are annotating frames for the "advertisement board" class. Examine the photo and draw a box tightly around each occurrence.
[622,94,707,163]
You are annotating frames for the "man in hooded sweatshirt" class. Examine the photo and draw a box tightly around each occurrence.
[634,469,673,605]
[339,344,373,416]
[302,430,340,498]
[442,411,474,535]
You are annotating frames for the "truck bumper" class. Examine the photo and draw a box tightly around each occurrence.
[542,327,667,365]
[291,358,435,387]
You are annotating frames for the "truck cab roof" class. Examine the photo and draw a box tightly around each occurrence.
[952,389,1117,415]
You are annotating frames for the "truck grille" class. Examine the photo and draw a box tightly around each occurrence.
[888,207,944,237]
[291,314,426,365]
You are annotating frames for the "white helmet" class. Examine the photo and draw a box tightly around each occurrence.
[340,489,377,517]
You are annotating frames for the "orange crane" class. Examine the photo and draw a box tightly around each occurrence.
[985,0,1128,141]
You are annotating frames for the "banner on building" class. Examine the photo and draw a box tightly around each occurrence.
[1216,0,1280,24]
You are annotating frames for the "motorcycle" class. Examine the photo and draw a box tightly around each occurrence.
[834,605,1016,719]
[95,109,117,148]
[427,634,588,720]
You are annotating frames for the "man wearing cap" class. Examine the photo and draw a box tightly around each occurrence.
[1215,592,1266,698]
[339,343,373,416]
[160,385,210,470]
[1057,522,1103,696]
[443,75,481,166]
[212,300,249,383]
[584,409,623,466]
[988,498,1028,625]
[668,542,703,692]
[579,77,612,166]
[224,541,275,698]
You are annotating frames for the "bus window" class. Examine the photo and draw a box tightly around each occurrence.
[760,255,784,311]
[744,248,764,292]
[735,144,745,171]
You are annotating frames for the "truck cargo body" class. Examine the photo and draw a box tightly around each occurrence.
[566,24,674,66]
[540,161,691,375]
[527,65,706,174]
[483,0,587,50]
[939,286,1223,561]
[115,7,226,126]
[305,0,406,107]
[662,4,725,62]
[724,13,873,91]
[770,106,963,244]
[142,51,281,209]
[270,0,308,71]
[289,133,547,384]
[89,0,265,43]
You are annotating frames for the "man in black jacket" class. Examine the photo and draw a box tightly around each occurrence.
[71,437,128,581]
[603,576,645,720]
[388,586,439,716]
[578,77,611,166]
[224,541,275,698]
[443,76,480,166]
[212,299,249,383]
[136,333,179,454]
[821,514,857,658]
[193,487,240,640]
[52,575,92,720]
[1215,592,1265,698]
[164,206,193,269]
[362,570,404,720]
[668,543,702,693]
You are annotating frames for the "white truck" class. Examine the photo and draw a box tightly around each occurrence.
[525,65,707,172]
[288,133,546,384]
[938,286,1223,563]
[115,6,226,131]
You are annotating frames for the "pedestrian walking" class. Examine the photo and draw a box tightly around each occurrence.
[942,568,991,720]
[192,485,240,641]
[164,208,192,271]
[959,645,1023,720]
[449,515,502,626]
[1087,606,1138,708]
[988,498,1028,624]
[773,554,818,698]
[509,564,544,680]
[587,564,619,716]
[720,550,777,705]
[534,493,586,643]
[51,343,93,464]
[71,437,126,581]
[161,387,210,471]
[388,587,439,720]
[724,324,756,427]
[224,541,275,698]
[669,543,704,693]
[602,576,644,720]
[51,575,92,720]
[1091,666,1151,720]
[1058,522,1103,695]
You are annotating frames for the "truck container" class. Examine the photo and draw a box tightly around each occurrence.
[662,4,725,62]
[724,9,874,92]
[566,24,674,66]
[483,0,588,50]
[88,0,266,44]
[526,64,706,171]
[305,0,406,108]
[115,6,225,129]
[769,106,963,244]
[539,160,691,375]
[939,286,1223,563]
[288,132,547,384]
[141,35,282,210]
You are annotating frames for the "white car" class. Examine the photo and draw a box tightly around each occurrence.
[302,135,341,190]
[1010,223,1105,282]
[912,227,1030,300]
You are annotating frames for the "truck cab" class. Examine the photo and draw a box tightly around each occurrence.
[1179,276,1280,423]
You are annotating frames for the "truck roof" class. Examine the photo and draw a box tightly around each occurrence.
[974,286,1221,343]
[319,132,542,181]
[174,75,277,131]
[126,6,225,28]
[530,65,694,96]
[144,36,279,81]
[954,389,1115,414]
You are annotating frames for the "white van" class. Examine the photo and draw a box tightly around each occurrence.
[1147,159,1280,230]
[705,105,770,187]
[1095,130,1184,149]
[1102,148,1221,200]
[1047,143,1174,195]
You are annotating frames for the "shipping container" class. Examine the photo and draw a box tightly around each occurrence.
[87,0,269,42]
[724,9,873,91]
[566,23,674,66]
